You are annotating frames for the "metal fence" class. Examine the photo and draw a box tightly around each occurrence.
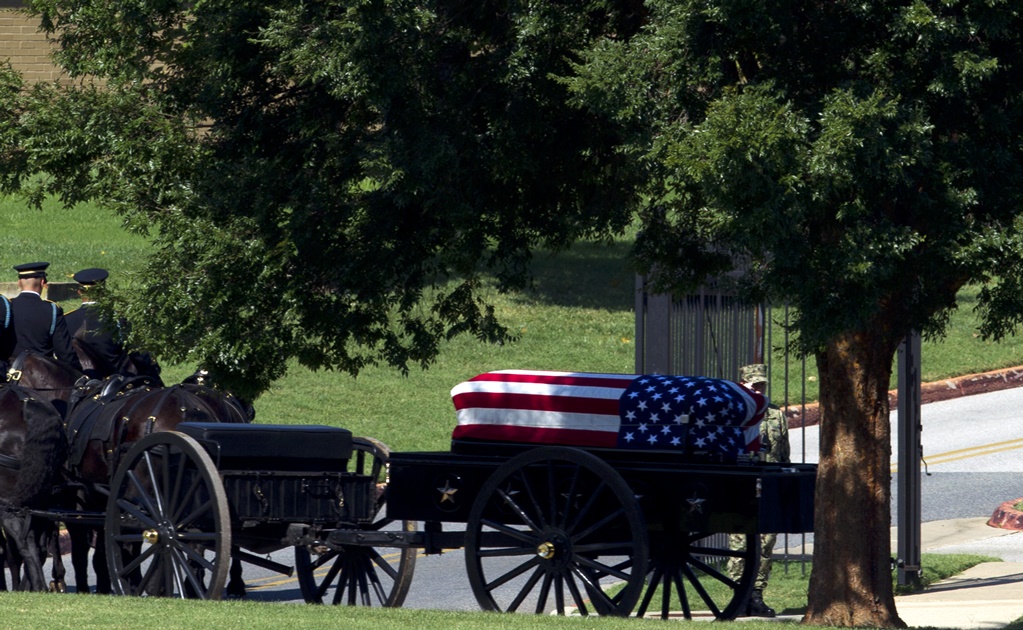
[635,277,812,571]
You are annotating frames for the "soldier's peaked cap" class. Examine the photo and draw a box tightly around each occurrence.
[14,261,49,279]
[73,268,109,286]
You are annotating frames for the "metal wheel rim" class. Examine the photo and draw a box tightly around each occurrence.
[105,431,231,599]
[637,531,759,620]
[464,446,648,616]
[294,436,416,607]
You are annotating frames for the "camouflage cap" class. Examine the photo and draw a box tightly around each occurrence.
[740,363,768,384]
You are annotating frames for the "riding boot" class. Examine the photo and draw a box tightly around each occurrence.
[746,589,776,617]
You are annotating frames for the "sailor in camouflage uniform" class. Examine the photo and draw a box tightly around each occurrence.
[728,363,790,617]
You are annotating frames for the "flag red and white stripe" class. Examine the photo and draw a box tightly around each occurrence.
[451,369,766,455]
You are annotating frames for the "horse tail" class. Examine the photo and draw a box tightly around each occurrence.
[11,395,66,508]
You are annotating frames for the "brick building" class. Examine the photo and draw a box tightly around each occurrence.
[0,1,64,83]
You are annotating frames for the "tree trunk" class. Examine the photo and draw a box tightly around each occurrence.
[802,328,907,628]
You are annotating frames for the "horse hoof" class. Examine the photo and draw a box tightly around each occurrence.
[49,580,67,593]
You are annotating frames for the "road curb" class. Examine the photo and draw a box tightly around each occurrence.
[785,365,1023,428]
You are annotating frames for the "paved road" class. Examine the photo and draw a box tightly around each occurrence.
[790,386,1023,522]
[51,386,1023,603]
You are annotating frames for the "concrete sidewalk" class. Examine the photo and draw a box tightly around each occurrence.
[894,518,1023,629]
[775,518,1023,628]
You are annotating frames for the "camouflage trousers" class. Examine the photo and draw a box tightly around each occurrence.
[726,533,777,592]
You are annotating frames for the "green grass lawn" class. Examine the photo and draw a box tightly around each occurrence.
[0,553,998,629]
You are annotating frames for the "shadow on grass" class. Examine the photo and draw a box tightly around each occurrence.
[521,240,635,312]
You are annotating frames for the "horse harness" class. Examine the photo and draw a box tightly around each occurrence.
[65,379,177,475]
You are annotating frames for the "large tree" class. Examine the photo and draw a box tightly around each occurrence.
[2,0,645,398]
[567,0,1023,626]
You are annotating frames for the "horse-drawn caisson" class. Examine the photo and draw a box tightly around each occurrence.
[1,365,816,620]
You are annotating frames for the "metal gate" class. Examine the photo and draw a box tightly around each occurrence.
[635,276,812,572]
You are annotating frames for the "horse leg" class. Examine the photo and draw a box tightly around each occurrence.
[0,528,7,591]
[45,522,66,593]
[226,556,245,598]
[92,526,110,594]
[67,523,93,593]
[2,512,46,591]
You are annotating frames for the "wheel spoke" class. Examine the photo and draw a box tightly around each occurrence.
[574,553,634,582]
[118,542,158,577]
[367,548,400,581]
[172,546,208,597]
[476,546,535,558]
[553,574,566,615]
[177,541,217,573]
[564,570,589,615]
[673,564,692,619]
[505,565,543,612]
[331,561,350,605]
[170,473,205,525]
[636,564,663,617]
[563,478,606,534]
[308,549,338,572]
[112,498,158,530]
[496,486,542,533]
[571,506,626,544]
[687,554,738,589]
[478,518,536,544]
[319,556,344,600]
[126,469,162,520]
[535,571,553,614]
[484,556,540,591]
[176,499,215,530]
[680,560,721,617]
[142,451,168,517]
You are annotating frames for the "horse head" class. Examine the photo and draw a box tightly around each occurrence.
[72,339,165,386]
[7,352,84,417]
[181,370,255,423]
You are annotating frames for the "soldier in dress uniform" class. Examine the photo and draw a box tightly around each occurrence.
[727,363,791,617]
[65,268,128,378]
[0,292,11,375]
[5,262,83,372]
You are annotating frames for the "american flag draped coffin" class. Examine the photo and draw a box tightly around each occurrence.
[451,370,767,459]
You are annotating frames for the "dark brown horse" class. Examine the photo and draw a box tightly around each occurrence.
[6,351,83,418]
[0,382,67,591]
[62,373,253,595]
[72,339,163,384]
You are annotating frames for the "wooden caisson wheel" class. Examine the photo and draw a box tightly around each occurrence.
[105,431,231,599]
[637,531,759,620]
[293,437,417,606]
[464,446,648,616]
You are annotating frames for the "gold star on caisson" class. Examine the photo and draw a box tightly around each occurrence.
[437,481,458,503]
[687,494,706,514]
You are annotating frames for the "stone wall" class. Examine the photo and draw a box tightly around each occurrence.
[0,281,77,301]
[0,4,64,84]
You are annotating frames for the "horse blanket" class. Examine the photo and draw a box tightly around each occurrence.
[451,370,767,458]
